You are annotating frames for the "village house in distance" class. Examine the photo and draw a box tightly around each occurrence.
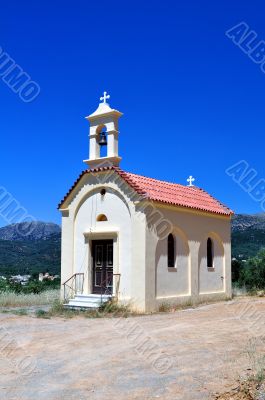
[58,93,233,312]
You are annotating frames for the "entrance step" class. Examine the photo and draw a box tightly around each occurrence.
[64,294,112,309]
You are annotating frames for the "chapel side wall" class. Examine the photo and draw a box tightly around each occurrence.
[130,209,147,312]
[60,212,74,298]
[224,229,232,298]
[144,205,232,312]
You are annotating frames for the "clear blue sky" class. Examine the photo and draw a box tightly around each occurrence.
[0,0,265,227]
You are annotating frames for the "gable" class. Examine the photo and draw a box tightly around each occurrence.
[58,167,142,211]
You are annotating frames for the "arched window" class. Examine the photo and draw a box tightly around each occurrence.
[207,238,214,268]
[97,214,108,222]
[168,233,175,268]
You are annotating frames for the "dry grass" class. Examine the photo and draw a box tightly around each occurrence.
[35,299,135,319]
[214,338,265,399]
[0,289,60,307]
[214,379,265,399]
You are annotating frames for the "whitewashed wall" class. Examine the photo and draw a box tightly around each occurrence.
[145,204,231,311]
[199,234,224,294]
[74,188,132,298]
[156,229,190,298]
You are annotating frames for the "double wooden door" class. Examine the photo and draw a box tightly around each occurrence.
[92,240,113,294]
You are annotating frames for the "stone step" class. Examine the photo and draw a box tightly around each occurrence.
[67,301,101,308]
[65,294,111,309]
[74,294,111,302]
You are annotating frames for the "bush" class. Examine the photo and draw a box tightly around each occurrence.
[238,248,265,290]
[35,309,50,318]
[6,278,61,295]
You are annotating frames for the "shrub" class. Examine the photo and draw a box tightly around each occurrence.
[98,299,129,314]
[35,309,50,318]
[13,308,28,316]
[239,248,265,290]
[159,303,171,312]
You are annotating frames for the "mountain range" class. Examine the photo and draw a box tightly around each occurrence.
[0,222,61,276]
[0,221,61,241]
[232,213,265,233]
[232,214,265,260]
[0,215,264,276]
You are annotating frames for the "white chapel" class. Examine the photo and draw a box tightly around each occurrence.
[59,93,233,312]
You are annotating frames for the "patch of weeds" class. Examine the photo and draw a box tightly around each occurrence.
[222,338,265,398]
[33,299,134,319]
[255,368,265,383]
[49,300,65,315]
[84,309,105,318]
[0,308,28,316]
[214,376,265,399]
[159,303,171,312]
[13,308,28,316]
[248,287,258,296]
[159,300,194,313]
[35,309,50,319]
[98,300,130,315]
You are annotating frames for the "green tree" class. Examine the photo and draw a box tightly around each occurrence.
[239,248,265,289]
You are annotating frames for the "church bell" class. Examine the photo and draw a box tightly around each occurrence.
[99,131,107,146]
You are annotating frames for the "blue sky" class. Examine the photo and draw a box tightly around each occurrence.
[0,0,265,227]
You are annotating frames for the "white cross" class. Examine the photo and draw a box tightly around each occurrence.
[187,175,195,187]
[100,91,110,104]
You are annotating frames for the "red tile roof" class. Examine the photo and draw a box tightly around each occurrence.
[58,166,233,216]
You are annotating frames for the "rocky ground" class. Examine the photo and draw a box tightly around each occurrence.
[0,297,265,399]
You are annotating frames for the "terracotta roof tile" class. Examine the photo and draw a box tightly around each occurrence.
[58,166,233,216]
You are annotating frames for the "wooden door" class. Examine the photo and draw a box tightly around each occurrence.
[92,240,113,294]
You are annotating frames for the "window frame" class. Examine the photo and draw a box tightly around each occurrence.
[167,233,176,270]
[207,237,214,270]
[96,214,108,222]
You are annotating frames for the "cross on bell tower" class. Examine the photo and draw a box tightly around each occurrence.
[100,91,110,104]
[83,92,123,169]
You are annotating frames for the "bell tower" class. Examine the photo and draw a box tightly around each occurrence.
[84,92,123,169]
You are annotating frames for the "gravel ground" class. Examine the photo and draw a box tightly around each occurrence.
[0,297,265,400]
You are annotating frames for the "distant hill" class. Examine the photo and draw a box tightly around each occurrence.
[0,233,61,276]
[232,214,265,259]
[0,221,61,241]
[232,213,265,233]
[0,222,61,276]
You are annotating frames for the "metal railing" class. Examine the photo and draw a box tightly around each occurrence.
[62,272,120,304]
[62,273,84,301]
[100,273,121,304]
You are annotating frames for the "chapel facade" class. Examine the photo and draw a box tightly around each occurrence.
[59,93,233,312]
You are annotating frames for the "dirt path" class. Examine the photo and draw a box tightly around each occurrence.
[0,297,265,400]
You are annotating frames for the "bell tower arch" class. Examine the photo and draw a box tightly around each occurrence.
[84,92,123,169]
